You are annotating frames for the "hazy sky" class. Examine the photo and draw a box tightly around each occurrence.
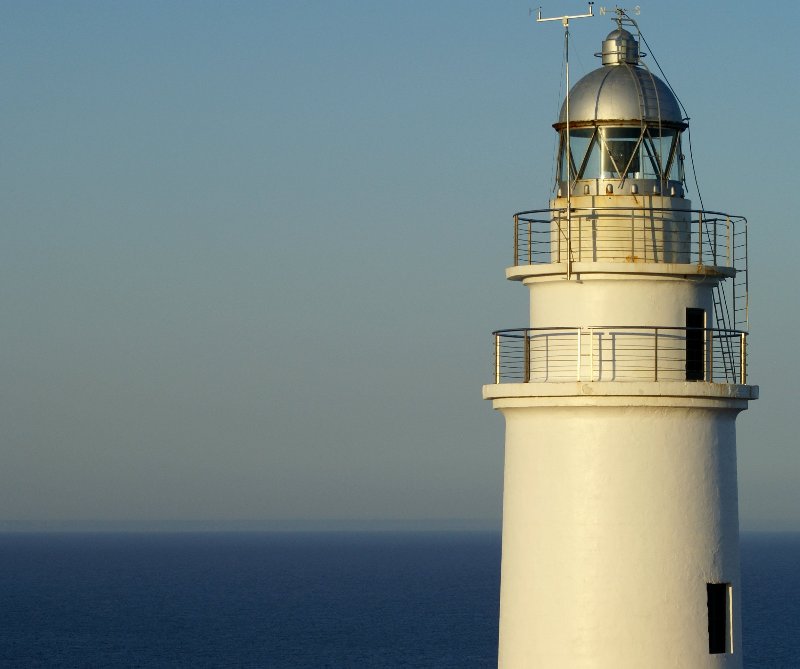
[2,1,798,530]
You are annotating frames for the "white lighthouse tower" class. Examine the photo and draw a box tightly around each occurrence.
[484,12,757,668]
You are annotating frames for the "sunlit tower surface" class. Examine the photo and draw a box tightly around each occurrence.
[484,9,757,668]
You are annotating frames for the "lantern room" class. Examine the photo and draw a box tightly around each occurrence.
[555,28,688,198]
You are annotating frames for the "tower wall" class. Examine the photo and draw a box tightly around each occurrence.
[496,398,744,668]
[521,277,717,383]
[528,275,716,328]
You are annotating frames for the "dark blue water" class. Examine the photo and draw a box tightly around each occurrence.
[0,531,795,667]
[740,533,800,668]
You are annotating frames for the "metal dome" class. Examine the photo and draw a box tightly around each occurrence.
[556,31,685,127]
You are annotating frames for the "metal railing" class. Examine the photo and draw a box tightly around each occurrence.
[511,205,750,338]
[513,206,746,270]
[492,326,748,385]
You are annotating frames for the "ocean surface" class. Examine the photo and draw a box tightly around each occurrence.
[0,531,796,667]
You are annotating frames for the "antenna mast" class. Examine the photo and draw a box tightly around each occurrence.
[536,3,594,280]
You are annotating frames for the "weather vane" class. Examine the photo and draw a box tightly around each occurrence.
[598,5,641,17]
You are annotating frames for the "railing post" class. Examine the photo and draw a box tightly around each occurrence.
[528,219,532,265]
[524,330,531,383]
[631,208,635,262]
[740,332,747,384]
[577,328,582,381]
[513,215,519,266]
[713,217,718,266]
[697,211,703,264]
[726,216,731,267]
[556,212,561,263]
[495,333,501,384]
[654,327,659,381]
[567,209,572,280]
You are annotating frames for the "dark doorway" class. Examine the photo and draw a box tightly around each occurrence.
[686,308,706,381]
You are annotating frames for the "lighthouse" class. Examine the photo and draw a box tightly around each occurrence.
[484,12,757,668]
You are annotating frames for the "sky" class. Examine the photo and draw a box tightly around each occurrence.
[1,1,798,530]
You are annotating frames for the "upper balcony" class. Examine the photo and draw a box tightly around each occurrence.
[512,205,746,274]
[510,205,750,334]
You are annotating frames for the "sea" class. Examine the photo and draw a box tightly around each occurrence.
[0,531,796,668]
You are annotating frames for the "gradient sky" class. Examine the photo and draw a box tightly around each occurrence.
[2,1,798,529]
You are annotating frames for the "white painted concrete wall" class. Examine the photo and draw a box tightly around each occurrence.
[527,275,716,330]
[496,397,743,668]
[521,275,717,382]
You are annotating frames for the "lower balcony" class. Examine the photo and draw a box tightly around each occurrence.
[492,326,748,385]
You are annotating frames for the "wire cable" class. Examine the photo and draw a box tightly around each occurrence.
[620,9,705,208]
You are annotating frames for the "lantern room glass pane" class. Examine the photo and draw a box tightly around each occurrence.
[568,129,595,180]
[601,128,641,178]
[667,135,683,181]
[560,128,597,182]
[557,125,685,183]
[643,128,679,180]
[557,132,568,182]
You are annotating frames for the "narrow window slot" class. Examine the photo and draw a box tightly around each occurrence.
[707,582,732,654]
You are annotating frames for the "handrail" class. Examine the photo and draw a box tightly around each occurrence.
[492,326,749,385]
[515,206,742,223]
[512,206,747,271]
[510,205,750,339]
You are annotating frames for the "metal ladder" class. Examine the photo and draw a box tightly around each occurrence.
[701,214,737,381]
[711,284,736,382]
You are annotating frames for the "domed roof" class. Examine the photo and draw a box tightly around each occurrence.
[556,29,685,127]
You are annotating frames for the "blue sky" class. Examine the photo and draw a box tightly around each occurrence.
[1,1,798,529]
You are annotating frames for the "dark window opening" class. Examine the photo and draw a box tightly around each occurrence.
[707,582,732,654]
[686,308,705,381]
